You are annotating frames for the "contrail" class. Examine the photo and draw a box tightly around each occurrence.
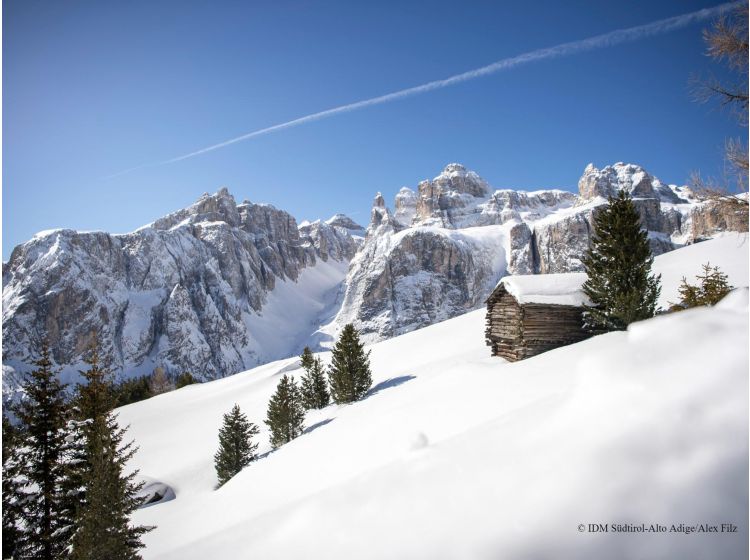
[107,1,742,177]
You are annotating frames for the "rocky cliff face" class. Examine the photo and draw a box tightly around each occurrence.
[2,189,359,390]
[4,162,745,394]
[322,162,745,340]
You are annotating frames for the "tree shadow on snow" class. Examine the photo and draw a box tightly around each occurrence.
[367,375,416,398]
[303,418,334,435]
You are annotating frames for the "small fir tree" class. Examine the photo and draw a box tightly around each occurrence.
[214,404,260,488]
[674,263,733,310]
[175,372,197,389]
[113,375,153,407]
[69,342,152,560]
[265,375,305,449]
[328,324,373,404]
[581,190,661,331]
[299,348,330,410]
[299,346,315,372]
[2,415,23,560]
[12,342,69,560]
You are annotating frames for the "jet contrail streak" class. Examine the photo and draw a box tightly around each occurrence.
[108,1,742,176]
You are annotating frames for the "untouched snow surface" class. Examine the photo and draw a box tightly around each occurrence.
[500,272,589,306]
[120,236,748,559]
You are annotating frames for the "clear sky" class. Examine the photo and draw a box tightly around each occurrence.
[3,0,744,258]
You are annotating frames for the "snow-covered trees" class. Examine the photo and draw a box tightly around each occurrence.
[68,343,153,560]
[328,324,373,403]
[2,415,23,559]
[582,191,661,331]
[4,340,152,559]
[214,404,260,487]
[299,347,330,410]
[265,375,305,449]
[12,342,69,560]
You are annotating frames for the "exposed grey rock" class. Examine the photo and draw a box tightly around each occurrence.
[325,161,744,341]
[507,222,535,275]
[299,219,361,262]
[534,211,593,274]
[324,214,365,234]
[394,187,418,228]
[688,198,749,239]
[5,161,745,398]
[2,189,358,389]
[577,162,685,204]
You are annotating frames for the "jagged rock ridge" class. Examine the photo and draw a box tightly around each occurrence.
[2,188,359,389]
[3,162,745,393]
[321,162,745,341]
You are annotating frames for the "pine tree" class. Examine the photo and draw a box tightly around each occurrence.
[299,348,330,410]
[13,342,69,560]
[2,415,23,560]
[57,403,90,549]
[175,372,197,389]
[675,262,733,310]
[581,190,661,331]
[69,342,152,560]
[328,324,373,404]
[265,375,305,449]
[299,346,315,372]
[214,404,260,487]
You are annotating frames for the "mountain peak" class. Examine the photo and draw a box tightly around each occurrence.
[442,163,467,174]
[326,214,365,232]
[577,162,683,203]
[152,187,241,230]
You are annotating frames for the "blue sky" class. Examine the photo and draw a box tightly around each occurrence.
[3,0,743,257]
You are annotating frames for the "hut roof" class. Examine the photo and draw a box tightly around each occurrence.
[496,273,590,306]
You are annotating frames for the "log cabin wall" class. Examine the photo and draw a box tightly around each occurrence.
[485,284,591,361]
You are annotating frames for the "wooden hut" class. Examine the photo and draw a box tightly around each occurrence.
[485,273,591,361]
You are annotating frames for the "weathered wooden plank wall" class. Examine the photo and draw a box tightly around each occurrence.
[485,285,591,361]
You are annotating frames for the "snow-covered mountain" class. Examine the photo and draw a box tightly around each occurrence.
[322,162,741,341]
[120,235,749,559]
[2,162,745,392]
[2,188,361,389]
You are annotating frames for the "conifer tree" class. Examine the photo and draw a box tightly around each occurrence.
[265,375,305,449]
[214,404,259,487]
[2,415,23,560]
[328,324,373,404]
[299,348,330,410]
[675,262,733,309]
[68,342,152,560]
[175,372,197,389]
[13,342,69,560]
[581,190,661,331]
[299,346,315,372]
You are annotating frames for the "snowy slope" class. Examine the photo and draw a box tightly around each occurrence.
[120,235,749,559]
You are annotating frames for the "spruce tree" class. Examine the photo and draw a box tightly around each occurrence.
[13,342,69,560]
[581,190,661,331]
[69,342,152,560]
[175,372,197,389]
[299,348,330,410]
[299,346,315,372]
[2,415,23,560]
[214,404,260,488]
[328,324,373,404]
[265,375,305,449]
[675,263,733,309]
